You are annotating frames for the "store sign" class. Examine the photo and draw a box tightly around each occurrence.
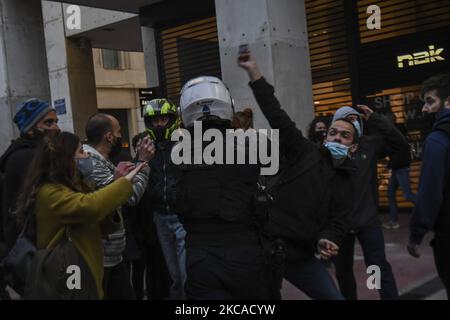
[397,45,445,68]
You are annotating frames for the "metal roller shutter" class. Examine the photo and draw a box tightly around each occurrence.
[306,0,449,210]
[156,16,221,106]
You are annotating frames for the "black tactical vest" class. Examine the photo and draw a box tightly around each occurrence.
[176,138,261,234]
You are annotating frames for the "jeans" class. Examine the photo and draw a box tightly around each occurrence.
[387,167,416,222]
[153,213,187,300]
[284,257,344,300]
[431,236,450,299]
[333,225,399,300]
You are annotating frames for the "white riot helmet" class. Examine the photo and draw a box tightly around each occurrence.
[179,76,234,127]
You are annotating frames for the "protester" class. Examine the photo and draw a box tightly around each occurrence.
[408,74,450,299]
[0,99,60,252]
[80,113,155,299]
[13,132,146,299]
[307,116,331,145]
[239,48,356,300]
[384,118,416,230]
[331,105,407,300]
[143,99,186,300]
[125,132,171,300]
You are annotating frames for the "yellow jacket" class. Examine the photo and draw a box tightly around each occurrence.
[35,177,133,299]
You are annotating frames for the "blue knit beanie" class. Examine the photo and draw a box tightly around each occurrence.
[13,98,54,134]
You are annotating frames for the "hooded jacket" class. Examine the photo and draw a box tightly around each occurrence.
[249,78,356,262]
[410,108,450,245]
[332,107,409,230]
[0,137,39,250]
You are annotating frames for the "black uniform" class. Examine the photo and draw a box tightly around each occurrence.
[176,124,271,300]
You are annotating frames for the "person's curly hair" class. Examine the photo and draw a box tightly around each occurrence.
[307,116,331,142]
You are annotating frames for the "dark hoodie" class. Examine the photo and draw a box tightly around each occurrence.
[410,108,450,245]
[0,137,39,250]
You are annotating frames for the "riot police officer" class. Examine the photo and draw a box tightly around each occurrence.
[176,76,271,300]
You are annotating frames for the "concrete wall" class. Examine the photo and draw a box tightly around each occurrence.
[66,38,98,137]
[63,4,136,37]
[42,0,98,138]
[215,0,314,132]
[141,26,159,88]
[92,48,147,141]
[0,0,51,153]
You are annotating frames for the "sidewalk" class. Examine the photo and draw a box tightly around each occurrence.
[281,213,446,300]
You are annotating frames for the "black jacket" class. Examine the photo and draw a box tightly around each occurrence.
[148,141,179,215]
[387,127,411,170]
[350,114,409,230]
[0,137,39,250]
[122,141,179,258]
[410,109,450,244]
[250,78,356,262]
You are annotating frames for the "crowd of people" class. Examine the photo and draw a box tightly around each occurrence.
[0,48,449,300]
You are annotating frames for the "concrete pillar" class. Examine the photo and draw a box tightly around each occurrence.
[139,26,159,135]
[141,26,159,89]
[215,0,314,132]
[42,0,98,138]
[0,0,51,153]
[133,89,146,134]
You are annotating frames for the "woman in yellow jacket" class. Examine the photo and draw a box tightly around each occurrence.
[14,132,148,299]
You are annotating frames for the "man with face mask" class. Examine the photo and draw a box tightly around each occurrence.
[0,99,59,297]
[331,104,408,300]
[239,49,357,299]
[408,74,450,299]
[80,113,155,299]
[0,99,60,252]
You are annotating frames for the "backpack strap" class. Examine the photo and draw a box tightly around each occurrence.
[47,228,71,249]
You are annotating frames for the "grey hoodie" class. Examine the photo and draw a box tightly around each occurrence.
[332,106,363,137]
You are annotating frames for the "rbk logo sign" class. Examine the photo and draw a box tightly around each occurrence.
[397,45,445,68]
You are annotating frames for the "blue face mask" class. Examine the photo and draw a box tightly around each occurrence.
[324,141,350,160]
[352,120,362,138]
